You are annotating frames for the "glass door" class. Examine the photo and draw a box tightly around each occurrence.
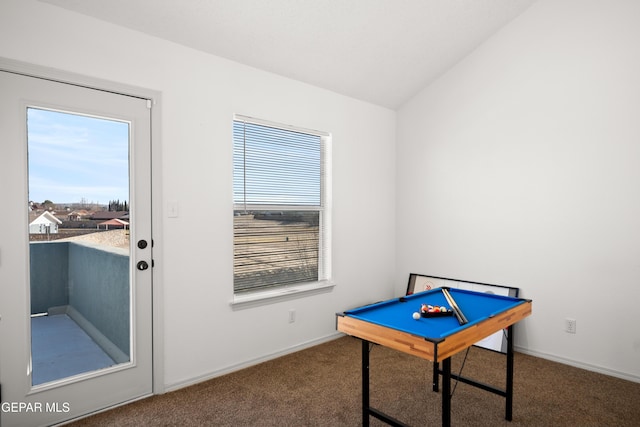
[0,69,153,426]
[27,107,135,386]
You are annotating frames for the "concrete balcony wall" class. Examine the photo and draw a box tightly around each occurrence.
[68,242,130,357]
[30,241,69,313]
[30,241,130,359]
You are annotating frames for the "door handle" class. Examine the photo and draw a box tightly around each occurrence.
[137,260,149,271]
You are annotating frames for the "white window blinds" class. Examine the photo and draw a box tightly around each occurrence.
[232,115,331,293]
[233,118,323,208]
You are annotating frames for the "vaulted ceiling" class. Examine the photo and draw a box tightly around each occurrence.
[42,0,538,109]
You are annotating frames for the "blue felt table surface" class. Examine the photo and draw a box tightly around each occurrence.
[344,288,527,340]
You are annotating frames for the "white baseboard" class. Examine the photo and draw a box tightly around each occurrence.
[515,346,640,384]
[164,332,344,393]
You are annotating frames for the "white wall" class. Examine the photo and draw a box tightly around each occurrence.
[396,0,640,382]
[5,0,637,393]
[0,0,397,390]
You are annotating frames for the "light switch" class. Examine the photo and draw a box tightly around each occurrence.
[167,201,179,218]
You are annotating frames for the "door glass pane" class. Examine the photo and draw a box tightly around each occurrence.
[27,107,131,386]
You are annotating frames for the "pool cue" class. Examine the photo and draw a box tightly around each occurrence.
[442,288,468,325]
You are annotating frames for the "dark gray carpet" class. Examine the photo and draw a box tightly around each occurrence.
[68,336,640,426]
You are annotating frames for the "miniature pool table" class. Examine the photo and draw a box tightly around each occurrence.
[336,287,532,427]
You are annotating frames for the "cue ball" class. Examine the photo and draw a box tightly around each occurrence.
[412,312,421,320]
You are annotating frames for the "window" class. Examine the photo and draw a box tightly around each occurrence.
[233,115,331,295]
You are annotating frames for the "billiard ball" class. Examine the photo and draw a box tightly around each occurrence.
[412,312,421,320]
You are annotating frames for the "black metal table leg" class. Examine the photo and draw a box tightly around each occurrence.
[362,339,370,427]
[506,325,514,421]
[442,357,451,427]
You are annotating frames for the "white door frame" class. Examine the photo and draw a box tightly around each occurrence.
[0,56,165,397]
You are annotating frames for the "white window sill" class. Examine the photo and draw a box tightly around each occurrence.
[230,280,335,310]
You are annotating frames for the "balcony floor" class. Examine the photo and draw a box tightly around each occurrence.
[31,314,115,386]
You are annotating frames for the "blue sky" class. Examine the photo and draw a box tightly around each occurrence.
[27,108,130,206]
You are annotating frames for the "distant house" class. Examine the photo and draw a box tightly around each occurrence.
[97,218,129,230]
[68,209,90,221]
[29,211,62,234]
[91,211,128,221]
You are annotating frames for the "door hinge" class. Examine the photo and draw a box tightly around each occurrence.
[146,99,152,109]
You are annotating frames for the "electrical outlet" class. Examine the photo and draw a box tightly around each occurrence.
[288,309,296,323]
[565,318,576,334]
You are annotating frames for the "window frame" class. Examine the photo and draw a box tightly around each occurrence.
[231,115,333,306]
